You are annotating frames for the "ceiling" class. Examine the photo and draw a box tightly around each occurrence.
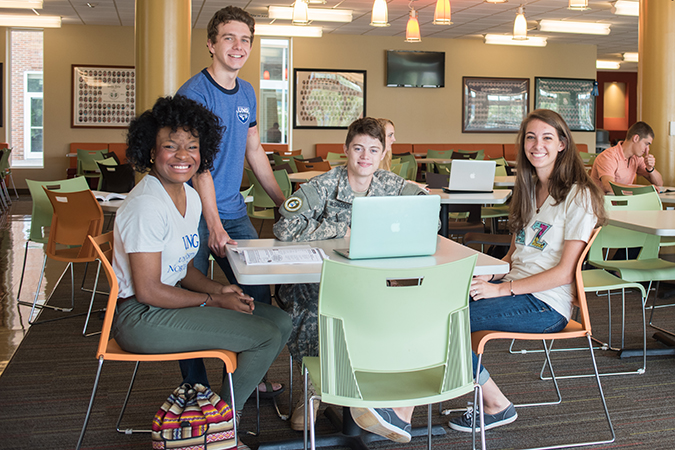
[12,0,639,71]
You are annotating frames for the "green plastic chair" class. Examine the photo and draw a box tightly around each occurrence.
[77,149,107,188]
[17,177,93,321]
[426,149,453,173]
[325,152,347,162]
[398,154,418,181]
[245,168,292,235]
[302,255,482,450]
[390,161,410,178]
[609,182,657,196]
[480,165,509,232]
[94,157,118,190]
[579,152,598,165]
[452,149,485,160]
[272,153,300,173]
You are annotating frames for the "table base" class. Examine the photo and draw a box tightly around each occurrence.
[618,332,675,358]
[257,406,446,450]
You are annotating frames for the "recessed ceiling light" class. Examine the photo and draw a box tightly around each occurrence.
[623,52,638,62]
[0,0,42,8]
[597,60,621,70]
[612,1,639,16]
[268,6,352,23]
[539,19,611,35]
[484,34,547,47]
[0,13,60,27]
[255,24,322,37]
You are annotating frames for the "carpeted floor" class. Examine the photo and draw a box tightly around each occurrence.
[0,263,674,450]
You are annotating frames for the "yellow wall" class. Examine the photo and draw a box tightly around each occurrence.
[13,25,594,187]
[292,34,597,156]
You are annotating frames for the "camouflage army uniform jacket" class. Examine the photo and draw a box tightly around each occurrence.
[272,165,426,361]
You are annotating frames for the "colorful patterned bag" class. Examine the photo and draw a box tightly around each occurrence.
[152,383,236,450]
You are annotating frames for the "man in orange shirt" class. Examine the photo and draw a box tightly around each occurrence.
[590,121,663,193]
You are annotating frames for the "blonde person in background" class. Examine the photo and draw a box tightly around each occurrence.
[378,118,396,171]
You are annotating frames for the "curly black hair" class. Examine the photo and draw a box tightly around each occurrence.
[126,95,224,174]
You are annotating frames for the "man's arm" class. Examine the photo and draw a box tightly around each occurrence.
[246,125,286,206]
[599,175,616,194]
[642,151,664,187]
[192,170,236,258]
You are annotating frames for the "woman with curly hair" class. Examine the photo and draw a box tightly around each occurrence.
[112,95,291,423]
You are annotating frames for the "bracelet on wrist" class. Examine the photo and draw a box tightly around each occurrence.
[200,293,212,307]
[489,274,495,282]
[646,167,655,173]
[510,280,515,297]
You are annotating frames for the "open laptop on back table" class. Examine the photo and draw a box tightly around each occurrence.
[334,195,441,260]
[443,160,496,194]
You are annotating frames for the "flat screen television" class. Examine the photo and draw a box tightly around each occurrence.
[386,50,445,88]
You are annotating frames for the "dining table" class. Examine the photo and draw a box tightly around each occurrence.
[226,236,508,450]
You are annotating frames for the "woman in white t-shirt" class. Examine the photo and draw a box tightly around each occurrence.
[449,109,607,433]
[112,96,291,426]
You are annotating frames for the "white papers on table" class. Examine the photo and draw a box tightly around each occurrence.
[233,245,328,265]
[92,191,127,201]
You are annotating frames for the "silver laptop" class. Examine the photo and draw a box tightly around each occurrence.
[444,160,496,194]
[334,195,440,260]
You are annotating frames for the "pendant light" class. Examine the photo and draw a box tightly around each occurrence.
[292,0,309,25]
[405,7,421,42]
[513,5,527,40]
[370,0,390,27]
[568,0,590,10]
[433,0,452,25]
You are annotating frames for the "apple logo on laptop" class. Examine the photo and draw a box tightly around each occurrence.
[391,222,401,233]
[470,172,476,179]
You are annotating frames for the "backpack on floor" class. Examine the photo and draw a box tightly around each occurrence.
[152,383,235,450]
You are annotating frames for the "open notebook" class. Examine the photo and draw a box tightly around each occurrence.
[334,195,440,260]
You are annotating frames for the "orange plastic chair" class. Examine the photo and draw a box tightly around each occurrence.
[468,228,615,449]
[27,189,104,332]
[76,233,239,450]
[274,149,302,156]
[295,159,332,172]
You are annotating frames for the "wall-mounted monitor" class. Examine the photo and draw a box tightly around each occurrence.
[386,50,445,88]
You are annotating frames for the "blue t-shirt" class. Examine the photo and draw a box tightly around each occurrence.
[177,69,257,219]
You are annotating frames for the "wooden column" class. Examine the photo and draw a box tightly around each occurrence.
[135,0,191,114]
[638,0,675,185]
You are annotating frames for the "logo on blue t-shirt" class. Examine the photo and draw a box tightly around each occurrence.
[236,106,250,124]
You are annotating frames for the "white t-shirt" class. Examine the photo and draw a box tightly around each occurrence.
[113,175,202,299]
[504,184,596,321]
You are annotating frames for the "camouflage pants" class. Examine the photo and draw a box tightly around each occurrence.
[277,283,321,362]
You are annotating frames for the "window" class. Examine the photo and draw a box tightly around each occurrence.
[24,72,43,159]
[259,39,289,144]
[10,29,44,167]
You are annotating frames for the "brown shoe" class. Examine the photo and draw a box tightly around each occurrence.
[289,385,320,431]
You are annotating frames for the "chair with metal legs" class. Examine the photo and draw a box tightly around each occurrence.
[468,228,615,450]
[76,233,240,450]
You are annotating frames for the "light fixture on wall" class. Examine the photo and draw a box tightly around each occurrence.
[405,1,421,42]
[597,60,621,70]
[568,0,589,11]
[623,52,638,62]
[611,1,639,16]
[0,0,42,8]
[0,13,60,27]
[255,24,322,37]
[485,34,546,46]
[268,6,352,23]
[370,0,390,27]
[513,5,527,40]
[292,0,309,25]
[484,0,507,3]
[433,0,451,25]
[538,19,611,35]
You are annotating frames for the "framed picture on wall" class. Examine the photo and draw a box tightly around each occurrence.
[462,77,529,133]
[71,64,135,128]
[534,77,596,131]
[293,69,366,129]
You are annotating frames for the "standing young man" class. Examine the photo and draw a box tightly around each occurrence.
[177,6,285,302]
[176,6,286,397]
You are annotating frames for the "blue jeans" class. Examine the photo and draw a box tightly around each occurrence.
[470,289,568,385]
[182,214,274,397]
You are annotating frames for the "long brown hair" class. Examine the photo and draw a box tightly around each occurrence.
[378,118,395,171]
[509,109,607,233]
